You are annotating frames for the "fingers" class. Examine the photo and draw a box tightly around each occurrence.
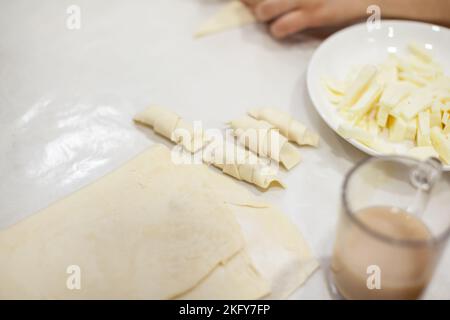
[241,0,265,6]
[255,0,300,22]
[269,9,312,38]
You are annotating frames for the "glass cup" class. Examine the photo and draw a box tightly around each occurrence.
[330,156,450,300]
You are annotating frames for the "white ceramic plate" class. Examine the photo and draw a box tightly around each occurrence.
[307,20,450,170]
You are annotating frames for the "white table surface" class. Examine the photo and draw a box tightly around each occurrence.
[0,0,448,299]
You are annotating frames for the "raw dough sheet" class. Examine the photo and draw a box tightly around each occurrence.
[0,144,318,299]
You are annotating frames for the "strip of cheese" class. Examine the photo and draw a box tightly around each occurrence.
[362,138,395,154]
[379,82,416,109]
[405,119,418,141]
[444,123,450,135]
[134,106,206,153]
[338,123,374,142]
[229,116,301,170]
[338,65,378,110]
[396,88,434,119]
[430,127,450,164]
[399,71,429,86]
[430,102,442,128]
[195,1,256,38]
[442,112,449,127]
[376,104,390,127]
[389,116,408,142]
[202,139,284,189]
[338,124,394,154]
[367,117,380,135]
[408,42,433,63]
[248,107,319,147]
[417,111,432,146]
[322,77,346,95]
[347,82,383,121]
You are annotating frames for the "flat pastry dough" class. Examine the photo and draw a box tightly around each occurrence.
[202,138,284,189]
[248,107,320,147]
[177,157,318,299]
[0,144,318,299]
[134,106,206,153]
[179,250,270,300]
[195,1,256,38]
[0,145,243,299]
[229,116,301,170]
[232,205,319,299]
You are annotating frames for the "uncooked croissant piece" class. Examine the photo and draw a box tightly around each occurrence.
[195,1,256,38]
[229,116,301,170]
[134,106,206,153]
[202,140,284,189]
[248,108,319,147]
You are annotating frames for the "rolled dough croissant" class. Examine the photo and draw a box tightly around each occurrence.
[229,116,301,170]
[203,139,284,189]
[134,106,206,153]
[248,108,319,147]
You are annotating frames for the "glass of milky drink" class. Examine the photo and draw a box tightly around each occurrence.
[331,156,450,300]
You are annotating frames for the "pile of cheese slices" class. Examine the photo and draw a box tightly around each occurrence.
[325,43,450,164]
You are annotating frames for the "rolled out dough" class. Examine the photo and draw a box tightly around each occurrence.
[0,144,243,299]
[178,152,319,299]
[0,144,318,299]
[179,250,270,300]
[195,1,256,38]
[232,205,319,299]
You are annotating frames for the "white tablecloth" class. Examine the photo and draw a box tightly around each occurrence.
[0,0,448,299]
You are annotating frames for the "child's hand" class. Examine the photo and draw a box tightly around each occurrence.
[242,0,365,39]
[242,0,450,39]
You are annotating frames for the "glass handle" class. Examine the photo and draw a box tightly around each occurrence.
[407,157,442,216]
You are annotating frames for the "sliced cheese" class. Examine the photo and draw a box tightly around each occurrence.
[338,65,378,110]
[347,82,383,121]
[417,111,432,146]
[405,119,418,141]
[362,138,395,154]
[323,77,346,95]
[376,104,390,127]
[388,116,408,142]
[442,112,449,126]
[444,123,450,135]
[396,88,434,119]
[430,102,442,128]
[430,127,450,164]
[408,42,433,63]
[379,81,416,109]
[338,123,373,142]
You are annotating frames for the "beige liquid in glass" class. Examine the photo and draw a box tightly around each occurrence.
[332,206,436,300]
